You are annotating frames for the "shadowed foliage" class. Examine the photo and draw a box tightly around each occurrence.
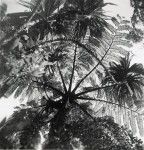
[102,55,144,107]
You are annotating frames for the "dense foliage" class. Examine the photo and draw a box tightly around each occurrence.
[130,0,144,24]
[0,103,143,149]
[0,0,144,149]
[103,55,144,107]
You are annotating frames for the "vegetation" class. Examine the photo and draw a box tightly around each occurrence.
[130,0,144,24]
[0,0,144,149]
[103,54,144,107]
[0,104,143,149]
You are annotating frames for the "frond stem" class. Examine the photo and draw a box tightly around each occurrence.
[76,83,120,97]
[69,44,77,92]
[72,101,95,121]
[32,79,64,96]
[57,62,67,93]
[77,96,143,115]
[72,37,115,93]
[37,38,117,83]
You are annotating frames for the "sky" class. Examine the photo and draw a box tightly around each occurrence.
[0,93,19,120]
[105,0,133,18]
[1,0,28,13]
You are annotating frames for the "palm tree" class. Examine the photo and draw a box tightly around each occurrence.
[102,54,144,107]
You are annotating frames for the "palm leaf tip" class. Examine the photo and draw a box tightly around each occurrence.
[0,117,7,128]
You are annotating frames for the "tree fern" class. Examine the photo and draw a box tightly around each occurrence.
[86,16,132,69]
[0,0,144,148]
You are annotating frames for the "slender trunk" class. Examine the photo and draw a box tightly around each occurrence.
[43,106,72,149]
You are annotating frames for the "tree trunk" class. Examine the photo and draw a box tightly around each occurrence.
[43,107,73,149]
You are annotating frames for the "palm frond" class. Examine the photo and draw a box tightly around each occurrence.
[102,55,144,123]
[57,62,67,92]
[69,45,77,92]
[87,16,132,69]
[0,117,7,128]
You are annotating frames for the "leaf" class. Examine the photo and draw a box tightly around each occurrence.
[111,17,119,27]
[129,63,144,75]
[136,115,144,137]
[87,17,133,68]
[0,117,7,128]
[118,24,133,31]
[130,113,137,134]
[5,80,19,97]
[110,46,129,56]
[2,37,20,54]
[44,0,65,17]
[0,83,10,98]
[14,84,28,98]
[113,40,132,48]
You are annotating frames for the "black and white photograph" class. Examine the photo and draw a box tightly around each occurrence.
[0,0,144,149]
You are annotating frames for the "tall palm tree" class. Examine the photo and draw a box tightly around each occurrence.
[102,54,144,107]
